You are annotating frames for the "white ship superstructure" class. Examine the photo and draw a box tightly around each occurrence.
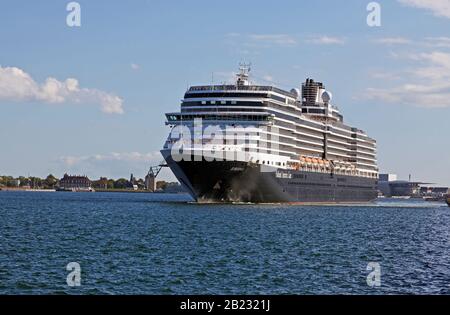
[164,66,377,170]
[161,65,378,203]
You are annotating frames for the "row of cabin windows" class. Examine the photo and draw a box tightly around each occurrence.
[260,160,284,166]
[182,100,263,107]
[167,114,271,121]
[302,108,326,114]
[184,92,269,99]
[181,108,266,113]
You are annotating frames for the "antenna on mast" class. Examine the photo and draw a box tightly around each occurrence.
[236,62,251,86]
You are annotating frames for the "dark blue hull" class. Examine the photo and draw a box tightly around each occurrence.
[162,152,378,203]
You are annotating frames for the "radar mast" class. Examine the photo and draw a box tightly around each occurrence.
[236,63,251,86]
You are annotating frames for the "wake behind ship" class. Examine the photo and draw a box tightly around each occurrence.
[161,65,378,203]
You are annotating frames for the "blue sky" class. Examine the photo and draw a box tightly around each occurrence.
[1,0,450,185]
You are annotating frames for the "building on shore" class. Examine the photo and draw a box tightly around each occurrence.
[378,174,397,196]
[58,174,92,191]
[388,181,421,197]
[129,173,140,190]
[11,179,20,187]
[420,186,449,195]
[378,173,433,197]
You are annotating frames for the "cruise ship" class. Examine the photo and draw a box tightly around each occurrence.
[161,65,378,203]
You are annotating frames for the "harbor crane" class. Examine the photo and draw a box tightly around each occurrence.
[145,161,168,192]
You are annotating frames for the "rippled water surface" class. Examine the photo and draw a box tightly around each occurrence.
[1,191,450,294]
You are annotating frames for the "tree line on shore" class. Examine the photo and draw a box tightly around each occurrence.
[0,175,171,190]
[0,175,58,189]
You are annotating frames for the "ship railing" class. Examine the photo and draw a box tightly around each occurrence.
[188,85,297,98]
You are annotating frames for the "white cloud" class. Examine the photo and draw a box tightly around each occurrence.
[225,32,241,38]
[60,151,162,166]
[425,36,450,48]
[366,85,450,108]
[130,63,140,70]
[408,51,450,79]
[369,71,402,80]
[0,65,124,114]
[225,33,346,51]
[372,36,450,48]
[249,34,297,46]
[398,0,450,19]
[373,37,413,45]
[365,51,450,108]
[306,36,345,45]
[262,75,274,82]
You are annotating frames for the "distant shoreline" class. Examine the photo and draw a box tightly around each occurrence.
[94,189,185,194]
[0,187,185,194]
[0,188,56,192]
